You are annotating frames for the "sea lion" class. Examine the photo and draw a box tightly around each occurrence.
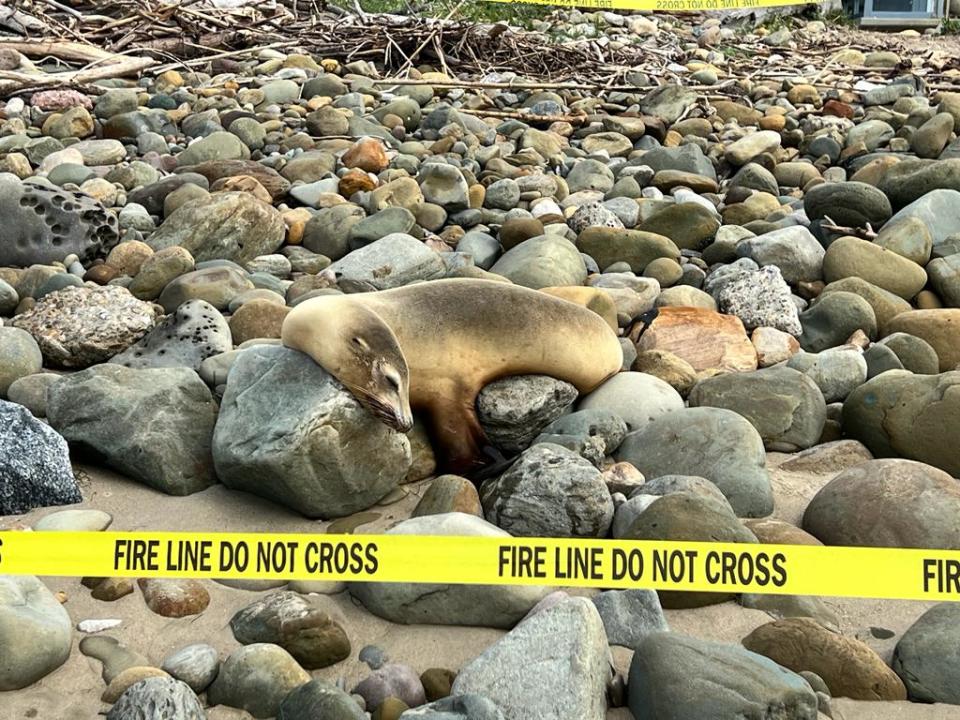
[281,278,623,471]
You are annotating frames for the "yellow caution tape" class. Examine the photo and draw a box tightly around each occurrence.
[3,531,960,602]
[487,0,820,12]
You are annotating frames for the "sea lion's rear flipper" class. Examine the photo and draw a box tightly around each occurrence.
[421,383,489,475]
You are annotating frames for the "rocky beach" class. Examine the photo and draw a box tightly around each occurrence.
[2,2,960,718]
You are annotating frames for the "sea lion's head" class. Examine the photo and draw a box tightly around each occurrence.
[281,299,414,433]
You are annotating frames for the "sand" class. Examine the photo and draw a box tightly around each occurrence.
[2,455,959,719]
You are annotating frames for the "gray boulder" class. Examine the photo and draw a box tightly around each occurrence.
[213,345,411,518]
[735,226,825,285]
[578,372,683,434]
[452,597,612,720]
[328,234,447,291]
[46,365,218,495]
[476,375,577,453]
[0,400,81,514]
[148,192,285,267]
[627,632,818,720]
[161,644,219,694]
[884,188,960,247]
[688,367,826,451]
[788,346,867,402]
[893,603,960,703]
[490,236,587,289]
[542,409,628,455]
[349,513,550,628]
[842,371,960,476]
[0,575,73,690]
[616,407,773,517]
[592,589,668,651]
[481,444,614,538]
[110,300,232,372]
[803,458,960,549]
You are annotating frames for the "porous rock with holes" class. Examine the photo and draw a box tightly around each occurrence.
[0,173,119,267]
[109,299,233,372]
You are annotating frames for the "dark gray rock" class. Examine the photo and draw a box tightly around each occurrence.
[592,589,668,651]
[616,407,774,517]
[476,375,577,453]
[0,173,118,267]
[229,591,350,669]
[627,632,818,720]
[46,365,218,495]
[688,367,826,451]
[842,371,960,476]
[110,300,232,372]
[481,444,614,538]
[803,181,892,228]
[349,513,550,629]
[452,597,611,720]
[212,345,410,518]
[277,679,365,720]
[893,603,960,703]
[542,409,628,455]
[0,400,80,515]
[126,173,210,215]
[799,292,877,352]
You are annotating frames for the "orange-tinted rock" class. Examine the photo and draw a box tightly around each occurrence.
[636,307,757,372]
[823,99,854,119]
[339,169,377,196]
[341,137,389,173]
[228,298,290,344]
[751,326,800,367]
[210,175,273,204]
[84,264,119,285]
[743,618,907,701]
[282,207,313,245]
[139,578,210,618]
[884,309,960,371]
[742,519,822,546]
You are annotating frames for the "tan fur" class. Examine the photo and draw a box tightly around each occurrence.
[282,278,623,471]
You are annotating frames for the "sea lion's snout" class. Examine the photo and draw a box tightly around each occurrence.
[390,409,415,434]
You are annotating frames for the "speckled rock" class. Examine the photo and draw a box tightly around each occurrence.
[12,286,161,368]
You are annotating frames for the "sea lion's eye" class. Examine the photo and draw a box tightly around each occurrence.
[352,337,369,351]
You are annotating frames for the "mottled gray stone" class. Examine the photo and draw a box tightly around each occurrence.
[0,400,80,515]
[213,345,411,518]
[47,365,217,495]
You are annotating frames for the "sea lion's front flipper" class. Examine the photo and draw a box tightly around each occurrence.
[420,382,489,474]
